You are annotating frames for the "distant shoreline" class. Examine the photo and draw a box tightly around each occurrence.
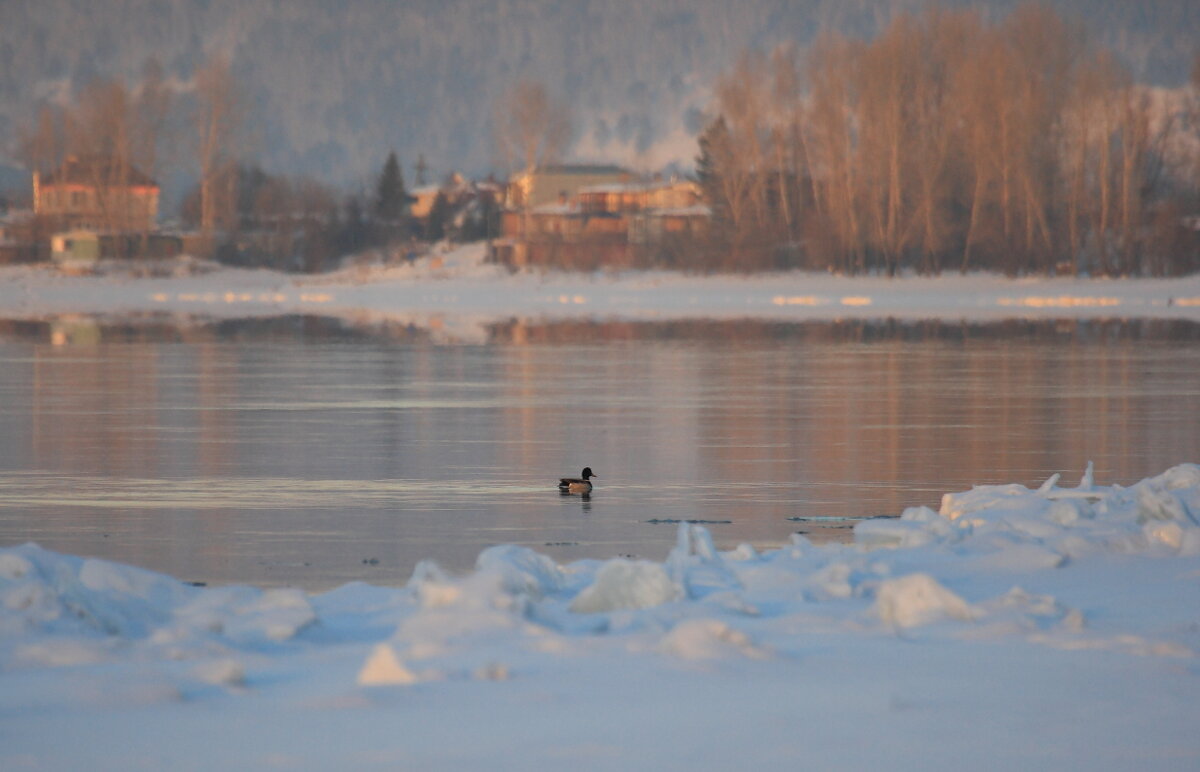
[2,243,1200,330]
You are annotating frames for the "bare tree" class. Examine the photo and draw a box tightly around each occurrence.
[65,78,140,245]
[702,2,1191,276]
[133,57,173,200]
[131,57,174,253]
[16,104,65,175]
[194,54,244,251]
[805,33,866,273]
[492,77,572,180]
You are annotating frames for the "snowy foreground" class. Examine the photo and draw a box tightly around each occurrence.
[2,465,1199,770]
[2,244,1200,339]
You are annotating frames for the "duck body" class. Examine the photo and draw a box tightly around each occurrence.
[558,467,597,494]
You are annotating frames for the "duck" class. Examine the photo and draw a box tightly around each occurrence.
[558,467,597,494]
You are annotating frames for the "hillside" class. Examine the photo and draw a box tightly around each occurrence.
[1,0,1196,189]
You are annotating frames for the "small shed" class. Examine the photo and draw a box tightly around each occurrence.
[50,230,101,267]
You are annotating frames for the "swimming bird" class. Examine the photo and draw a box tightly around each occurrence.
[558,467,597,494]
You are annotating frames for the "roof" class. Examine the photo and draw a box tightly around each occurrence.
[578,182,656,194]
[535,164,630,177]
[39,156,158,188]
[578,178,700,195]
[652,204,712,217]
[530,202,580,215]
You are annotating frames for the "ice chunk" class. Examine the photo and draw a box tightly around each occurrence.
[940,483,1031,521]
[178,586,316,644]
[808,561,856,600]
[726,543,759,562]
[568,559,678,613]
[193,658,246,688]
[665,523,741,598]
[1079,461,1094,491]
[855,518,937,549]
[1046,498,1091,526]
[1136,484,1197,525]
[1156,463,1200,491]
[873,574,975,629]
[0,551,34,580]
[966,543,1065,572]
[14,638,112,668]
[358,643,421,686]
[475,545,564,599]
[1036,473,1061,494]
[657,618,768,660]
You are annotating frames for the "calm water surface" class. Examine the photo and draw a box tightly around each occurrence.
[1,316,1197,589]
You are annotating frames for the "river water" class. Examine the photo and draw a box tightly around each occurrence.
[1,315,1197,589]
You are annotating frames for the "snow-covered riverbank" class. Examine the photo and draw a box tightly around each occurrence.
[2,464,1198,769]
[2,244,1200,336]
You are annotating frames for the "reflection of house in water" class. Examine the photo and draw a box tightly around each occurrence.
[49,316,102,346]
[495,165,709,270]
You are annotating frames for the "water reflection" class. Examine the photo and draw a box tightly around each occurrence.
[4,314,1200,347]
[0,315,1197,589]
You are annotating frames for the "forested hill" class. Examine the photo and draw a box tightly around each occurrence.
[2,0,1196,185]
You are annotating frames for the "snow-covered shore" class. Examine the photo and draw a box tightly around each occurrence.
[2,464,1198,769]
[2,244,1200,337]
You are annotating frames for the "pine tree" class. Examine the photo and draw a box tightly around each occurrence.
[696,116,734,239]
[375,151,408,225]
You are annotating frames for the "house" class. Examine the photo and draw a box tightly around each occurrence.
[493,172,710,270]
[33,155,159,233]
[629,203,711,245]
[501,176,706,242]
[578,177,702,215]
[504,164,633,210]
[409,185,442,220]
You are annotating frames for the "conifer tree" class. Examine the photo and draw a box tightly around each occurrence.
[695,116,738,251]
[375,151,408,225]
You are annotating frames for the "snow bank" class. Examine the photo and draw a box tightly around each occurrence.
[3,243,1200,335]
[2,464,1200,769]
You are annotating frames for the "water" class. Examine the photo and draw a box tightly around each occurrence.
[1,316,1198,589]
